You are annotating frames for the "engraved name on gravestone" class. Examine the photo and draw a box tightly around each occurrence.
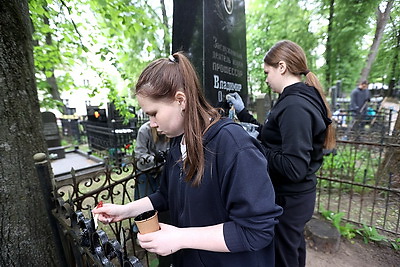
[172,0,248,110]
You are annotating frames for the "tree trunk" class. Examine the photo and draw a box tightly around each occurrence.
[387,24,400,97]
[0,0,60,265]
[160,0,170,55]
[377,105,400,186]
[324,0,335,87]
[359,0,394,83]
[43,12,66,114]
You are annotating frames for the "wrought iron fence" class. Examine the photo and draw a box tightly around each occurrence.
[35,152,166,267]
[316,132,400,239]
[332,104,397,137]
[34,108,399,266]
[82,119,137,165]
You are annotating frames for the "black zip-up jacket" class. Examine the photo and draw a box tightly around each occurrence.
[148,118,282,267]
[238,82,331,195]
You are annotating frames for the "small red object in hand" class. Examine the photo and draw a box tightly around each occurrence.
[97,201,103,208]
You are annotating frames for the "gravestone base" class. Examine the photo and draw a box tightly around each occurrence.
[48,146,66,159]
[305,217,340,253]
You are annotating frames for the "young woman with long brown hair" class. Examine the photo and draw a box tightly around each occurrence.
[228,40,335,267]
[93,52,282,266]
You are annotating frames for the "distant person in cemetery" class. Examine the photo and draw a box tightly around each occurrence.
[350,80,370,115]
[350,80,370,129]
[227,40,336,267]
[93,52,282,266]
[134,121,169,200]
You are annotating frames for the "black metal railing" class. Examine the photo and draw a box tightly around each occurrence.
[316,133,400,239]
[332,105,396,137]
[82,120,137,165]
[34,109,399,265]
[35,152,166,267]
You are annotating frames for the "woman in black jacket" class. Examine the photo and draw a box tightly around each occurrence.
[228,40,336,267]
[94,52,282,267]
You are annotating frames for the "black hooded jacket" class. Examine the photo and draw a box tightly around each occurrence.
[238,82,331,195]
[148,118,282,266]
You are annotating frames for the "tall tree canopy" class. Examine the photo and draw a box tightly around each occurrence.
[29,0,399,110]
[246,0,399,95]
[30,0,170,116]
[370,1,400,93]
[246,0,318,98]
[322,0,381,90]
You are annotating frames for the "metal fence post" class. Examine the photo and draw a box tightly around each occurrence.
[33,153,68,267]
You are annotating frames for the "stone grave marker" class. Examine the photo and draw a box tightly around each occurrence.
[172,0,248,112]
[42,111,65,159]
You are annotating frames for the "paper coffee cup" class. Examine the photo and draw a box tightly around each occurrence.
[134,210,160,234]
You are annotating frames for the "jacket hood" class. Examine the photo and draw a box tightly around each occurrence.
[170,118,239,149]
[280,82,332,126]
[203,118,238,146]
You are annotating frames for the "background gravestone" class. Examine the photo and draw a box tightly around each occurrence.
[42,111,65,159]
[172,0,248,113]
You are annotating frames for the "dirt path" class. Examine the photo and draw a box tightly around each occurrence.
[306,237,399,267]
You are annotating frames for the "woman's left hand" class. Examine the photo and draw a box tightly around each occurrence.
[137,223,182,256]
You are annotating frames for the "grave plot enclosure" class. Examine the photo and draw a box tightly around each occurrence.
[83,103,137,163]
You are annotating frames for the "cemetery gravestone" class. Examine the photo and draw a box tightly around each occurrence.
[61,107,81,143]
[42,111,65,159]
[172,0,248,112]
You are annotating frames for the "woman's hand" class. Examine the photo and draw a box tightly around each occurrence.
[137,223,182,256]
[226,92,245,112]
[92,197,154,225]
[92,203,127,224]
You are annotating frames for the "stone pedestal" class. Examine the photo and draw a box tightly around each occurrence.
[305,217,341,253]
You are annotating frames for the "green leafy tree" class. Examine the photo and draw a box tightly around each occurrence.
[321,0,380,91]
[29,0,170,118]
[30,0,88,111]
[359,0,395,83]
[85,0,170,118]
[246,0,318,98]
[369,2,400,91]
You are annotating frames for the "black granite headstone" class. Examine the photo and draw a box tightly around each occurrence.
[172,0,248,111]
[42,111,65,159]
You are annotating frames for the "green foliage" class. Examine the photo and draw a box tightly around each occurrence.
[30,0,400,112]
[370,3,400,86]
[30,0,88,107]
[320,210,398,249]
[246,0,398,95]
[356,223,388,244]
[323,0,381,91]
[321,209,357,239]
[246,0,318,95]
[29,0,169,112]
[390,238,400,250]
[87,0,168,89]
[320,145,379,192]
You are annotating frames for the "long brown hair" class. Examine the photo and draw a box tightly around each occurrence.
[263,40,336,150]
[135,52,221,186]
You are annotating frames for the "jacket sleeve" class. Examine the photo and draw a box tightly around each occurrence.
[264,101,314,183]
[134,123,155,170]
[219,130,282,252]
[350,89,359,113]
[236,108,264,138]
